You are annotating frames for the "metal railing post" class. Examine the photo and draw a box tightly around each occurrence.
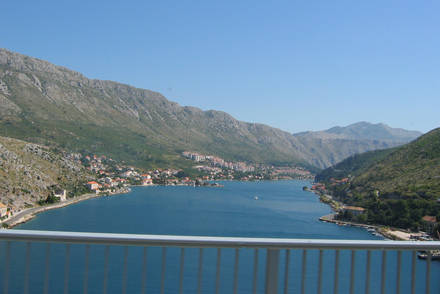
[317,249,323,294]
[64,244,70,294]
[411,251,416,294]
[103,245,110,294]
[215,248,222,294]
[141,247,147,294]
[197,248,204,294]
[43,243,51,294]
[301,249,307,294]
[426,251,431,294]
[233,248,240,294]
[283,249,291,294]
[380,251,387,294]
[160,247,167,294]
[122,246,128,294]
[252,249,259,294]
[349,250,356,294]
[24,242,31,294]
[3,241,10,294]
[179,248,185,294]
[365,250,371,294]
[83,244,90,294]
[333,250,340,294]
[265,249,280,294]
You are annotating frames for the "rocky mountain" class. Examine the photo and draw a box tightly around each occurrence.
[0,136,89,210]
[298,121,421,142]
[0,49,421,170]
[293,122,421,168]
[0,48,319,169]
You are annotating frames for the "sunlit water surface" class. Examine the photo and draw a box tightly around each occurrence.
[2,180,438,293]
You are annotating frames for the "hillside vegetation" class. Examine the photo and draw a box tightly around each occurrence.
[350,128,440,199]
[315,148,396,182]
[315,128,440,230]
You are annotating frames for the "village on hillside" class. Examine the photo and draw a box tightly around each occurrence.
[0,152,219,224]
[182,151,313,181]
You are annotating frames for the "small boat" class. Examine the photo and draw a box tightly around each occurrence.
[254,196,259,200]
[418,250,440,260]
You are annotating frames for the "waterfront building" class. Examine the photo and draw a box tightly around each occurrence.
[342,206,366,216]
[54,189,67,201]
[0,202,7,217]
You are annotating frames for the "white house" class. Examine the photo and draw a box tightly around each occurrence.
[142,178,153,186]
[342,206,366,216]
[54,189,67,201]
[87,181,100,191]
[0,203,7,217]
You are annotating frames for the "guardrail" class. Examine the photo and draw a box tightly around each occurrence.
[1,230,440,294]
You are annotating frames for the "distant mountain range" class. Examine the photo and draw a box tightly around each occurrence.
[295,121,421,142]
[0,49,422,170]
[292,122,421,168]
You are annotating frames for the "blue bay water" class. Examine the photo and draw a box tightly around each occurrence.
[2,180,439,293]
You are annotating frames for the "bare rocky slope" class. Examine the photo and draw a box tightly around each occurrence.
[0,136,89,210]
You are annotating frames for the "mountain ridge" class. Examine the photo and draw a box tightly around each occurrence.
[0,48,316,168]
[292,122,421,167]
[0,48,421,169]
[294,121,421,142]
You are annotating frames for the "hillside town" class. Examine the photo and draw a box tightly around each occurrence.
[0,142,319,226]
[182,151,313,180]
[80,153,226,195]
[0,151,220,224]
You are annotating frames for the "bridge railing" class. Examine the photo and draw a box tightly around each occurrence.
[1,230,440,294]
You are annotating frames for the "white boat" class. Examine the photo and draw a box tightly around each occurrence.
[254,196,259,200]
[418,250,440,260]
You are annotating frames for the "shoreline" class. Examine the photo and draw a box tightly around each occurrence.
[1,188,131,229]
[318,213,412,240]
[4,180,417,240]
[1,180,226,229]
[309,190,426,241]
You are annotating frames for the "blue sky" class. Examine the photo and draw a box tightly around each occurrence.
[2,0,439,133]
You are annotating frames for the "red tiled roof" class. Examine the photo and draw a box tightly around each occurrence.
[422,215,437,223]
[344,206,365,211]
